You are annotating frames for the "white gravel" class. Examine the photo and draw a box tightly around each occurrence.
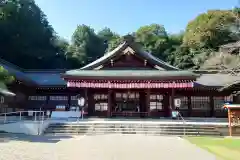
[0,134,218,160]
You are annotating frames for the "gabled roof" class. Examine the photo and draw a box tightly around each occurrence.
[81,41,179,70]
[0,58,66,86]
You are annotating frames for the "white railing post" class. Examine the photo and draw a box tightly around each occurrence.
[4,113,6,123]
[34,112,37,121]
[178,111,186,136]
[0,111,47,124]
[42,111,44,124]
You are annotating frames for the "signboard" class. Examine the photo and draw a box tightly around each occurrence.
[174,98,181,108]
[46,110,51,116]
[78,97,85,107]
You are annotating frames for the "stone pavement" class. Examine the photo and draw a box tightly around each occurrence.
[0,134,218,160]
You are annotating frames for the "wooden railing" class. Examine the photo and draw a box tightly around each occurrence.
[111,111,148,117]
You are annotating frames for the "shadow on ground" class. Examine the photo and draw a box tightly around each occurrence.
[0,133,73,143]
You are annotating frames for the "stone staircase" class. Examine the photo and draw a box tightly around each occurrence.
[44,122,222,136]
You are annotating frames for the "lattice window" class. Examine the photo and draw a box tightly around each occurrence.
[94,94,108,100]
[71,96,78,101]
[191,96,210,110]
[115,92,139,99]
[224,95,233,102]
[178,96,188,109]
[213,97,225,110]
[150,94,163,110]
[28,96,47,101]
[213,95,234,110]
[49,96,68,101]
[0,96,4,103]
[95,103,108,111]
[94,94,108,111]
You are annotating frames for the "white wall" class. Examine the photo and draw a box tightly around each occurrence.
[0,121,50,135]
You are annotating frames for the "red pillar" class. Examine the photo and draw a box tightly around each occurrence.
[146,89,150,117]
[107,89,112,117]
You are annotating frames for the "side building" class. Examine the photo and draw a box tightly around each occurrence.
[1,40,240,118]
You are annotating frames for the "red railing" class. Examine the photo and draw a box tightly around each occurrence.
[111,111,148,117]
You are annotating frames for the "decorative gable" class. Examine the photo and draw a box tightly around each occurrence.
[81,40,179,71]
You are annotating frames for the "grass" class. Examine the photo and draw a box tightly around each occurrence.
[186,137,240,160]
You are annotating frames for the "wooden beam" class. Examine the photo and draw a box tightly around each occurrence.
[94,65,103,70]
[123,46,135,55]
[154,65,164,70]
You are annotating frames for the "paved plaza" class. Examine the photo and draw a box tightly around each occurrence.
[0,134,217,160]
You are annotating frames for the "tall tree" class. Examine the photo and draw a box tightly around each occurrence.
[183,10,236,49]
[135,24,169,60]
[0,0,60,69]
[68,25,105,66]
[97,27,122,52]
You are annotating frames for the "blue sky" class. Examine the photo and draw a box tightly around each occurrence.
[35,0,238,40]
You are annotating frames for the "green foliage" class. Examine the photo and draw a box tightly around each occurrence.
[0,0,72,69]
[135,24,169,60]
[0,3,239,71]
[183,10,236,49]
[0,66,14,84]
[68,25,106,65]
[97,27,122,52]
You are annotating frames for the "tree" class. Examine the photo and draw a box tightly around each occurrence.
[97,27,122,52]
[167,46,195,69]
[0,0,61,69]
[183,10,236,49]
[165,32,184,64]
[68,25,105,66]
[0,66,14,84]
[135,24,169,60]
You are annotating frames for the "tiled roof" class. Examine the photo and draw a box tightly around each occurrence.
[1,58,240,88]
[63,70,198,80]
[195,73,240,87]
[24,71,66,86]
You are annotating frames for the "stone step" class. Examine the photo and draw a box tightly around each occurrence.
[48,125,216,129]
[44,130,221,136]
[44,131,220,136]
[45,122,222,136]
[49,123,216,127]
[46,127,218,132]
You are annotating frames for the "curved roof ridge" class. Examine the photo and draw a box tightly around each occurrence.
[140,50,179,70]
[81,42,127,70]
[80,41,179,70]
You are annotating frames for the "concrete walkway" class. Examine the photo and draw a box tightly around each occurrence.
[0,134,218,160]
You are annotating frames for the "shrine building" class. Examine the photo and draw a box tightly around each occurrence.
[1,39,240,118]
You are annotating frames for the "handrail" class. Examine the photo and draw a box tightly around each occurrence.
[0,111,43,116]
[177,111,186,136]
[0,111,45,123]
